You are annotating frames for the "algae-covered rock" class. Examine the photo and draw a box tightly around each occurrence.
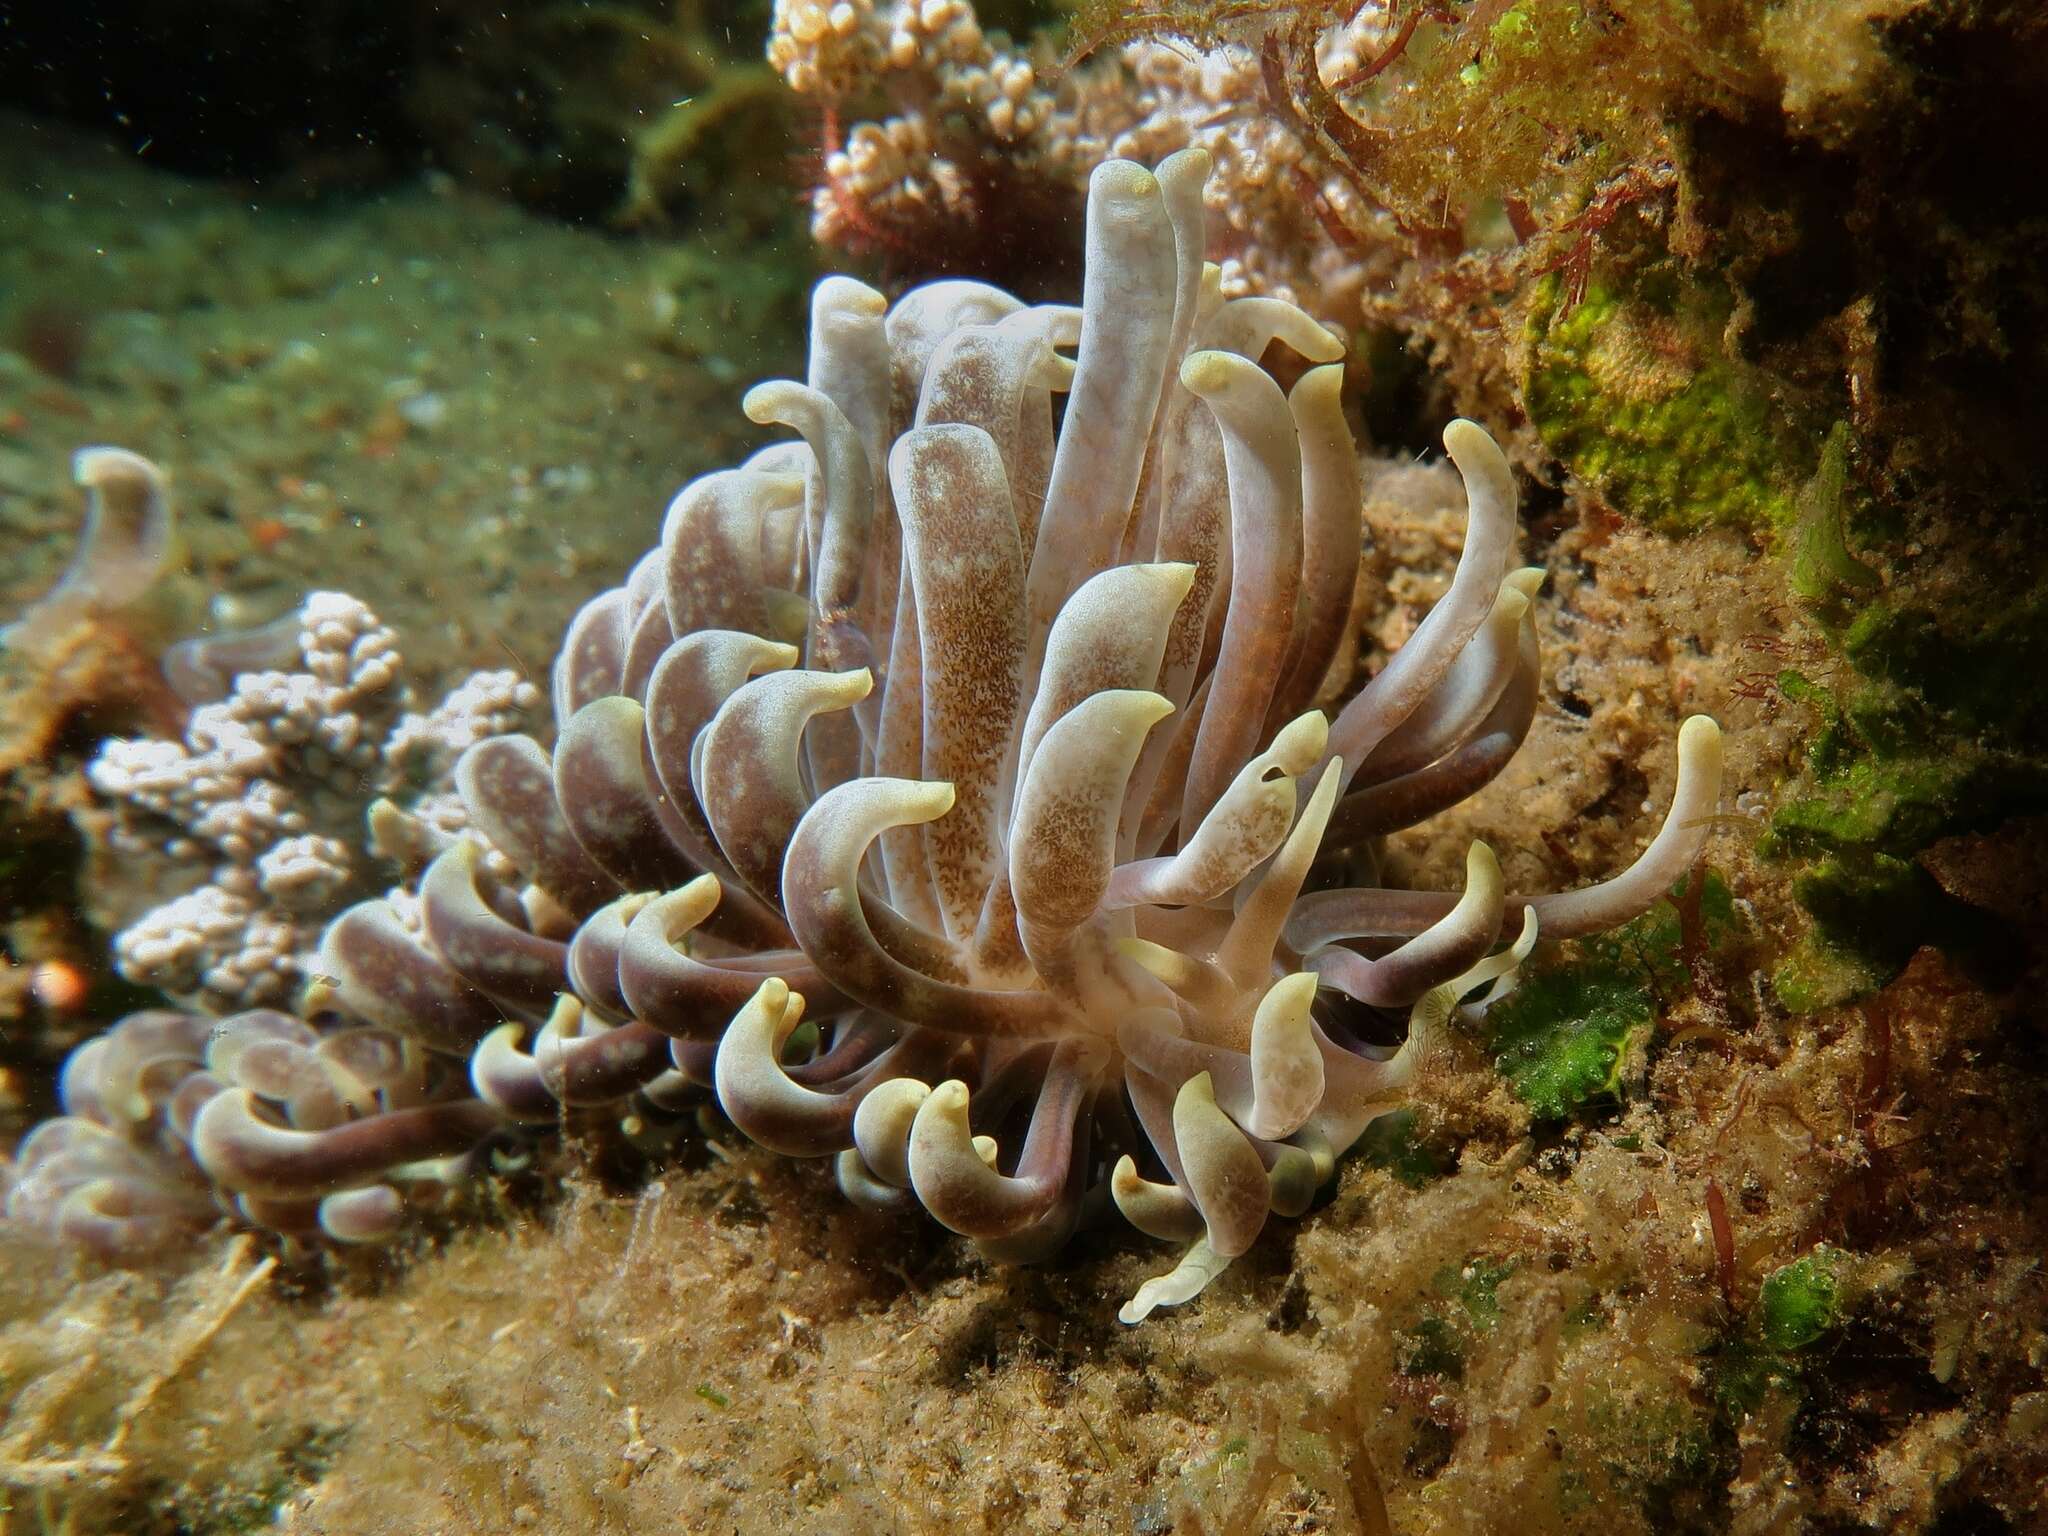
[1763,584,2048,1009]
[1523,275,1809,535]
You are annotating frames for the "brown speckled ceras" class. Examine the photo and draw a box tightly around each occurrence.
[286,152,1712,1316]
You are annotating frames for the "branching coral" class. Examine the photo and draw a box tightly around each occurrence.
[301,150,1723,1318]
[769,0,1373,312]
[1104,18,1400,320]
[770,0,1132,287]
[764,1,1498,324]
[81,592,541,1013]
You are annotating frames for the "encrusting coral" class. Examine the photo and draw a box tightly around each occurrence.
[286,148,1717,1319]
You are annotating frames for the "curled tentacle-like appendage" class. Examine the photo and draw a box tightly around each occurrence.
[472,996,673,1120]
[905,1040,1103,1244]
[319,901,504,1056]
[5,1006,508,1256]
[714,978,870,1156]
[1284,716,1728,955]
[181,1008,501,1233]
[1305,841,1506,1010]
[16,157,1728,1306]
[3,446,174,655]
[190,1090,502,1200]
[5,1118,219,1261]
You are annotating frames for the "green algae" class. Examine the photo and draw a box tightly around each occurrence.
[1487,0,1537,52]
[1354,1107,1445,1188]
[1397,1256,1517,1381]
[1482,873,1735,1121]
[1789,422,1880,606]
[1707,1332,1803,1421]
[1486,961,1654,1121]
[1763,667,1985,858]
[1706,1249,1848,1426]
[1518,175,2040,1020]
[1752,397,2048,1010]
[1774,850,1982,1013]
[1843,591,2048,748]
[1757,1249,1844,1353]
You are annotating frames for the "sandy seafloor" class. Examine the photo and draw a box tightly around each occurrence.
[0,97,2044,1536]
[0,111,804,694]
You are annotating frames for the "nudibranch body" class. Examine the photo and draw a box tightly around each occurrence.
[11,152,1722,1321]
